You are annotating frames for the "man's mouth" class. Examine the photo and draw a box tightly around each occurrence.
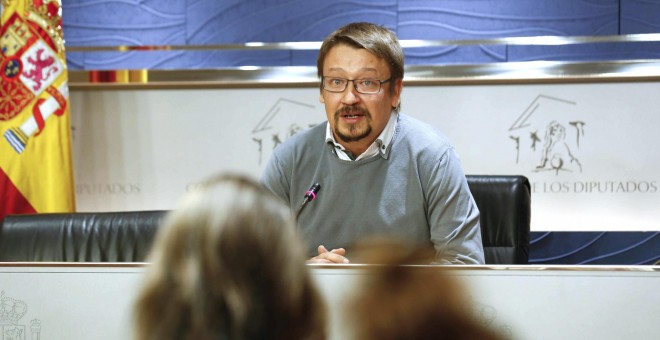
[338,107,368,120]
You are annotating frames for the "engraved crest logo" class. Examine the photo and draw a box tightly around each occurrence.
[252,98,320,165]
[0,291,42,340]
[509,95,586,176]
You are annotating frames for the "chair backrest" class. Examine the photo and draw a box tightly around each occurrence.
[0,210,167,262]
[466,175,531,264]
[1,176,530,264]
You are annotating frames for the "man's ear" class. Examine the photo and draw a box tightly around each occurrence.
[320,93,325,103]
[391,78,403,108]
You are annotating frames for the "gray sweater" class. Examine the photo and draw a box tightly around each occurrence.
[261,113,484,264]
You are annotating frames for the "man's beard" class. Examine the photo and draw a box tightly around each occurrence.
[334,106,372,143]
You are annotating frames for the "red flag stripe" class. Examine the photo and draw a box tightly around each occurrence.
[0,167,37,220]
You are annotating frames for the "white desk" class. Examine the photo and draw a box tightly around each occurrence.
[312,265,660,340]
[0,264,658,340]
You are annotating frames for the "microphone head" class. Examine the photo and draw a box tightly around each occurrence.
[304,183,321,200]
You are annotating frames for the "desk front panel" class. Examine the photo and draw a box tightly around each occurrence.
[0,264,658,340]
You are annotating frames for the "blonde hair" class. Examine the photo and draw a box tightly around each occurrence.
[134,174,325,340]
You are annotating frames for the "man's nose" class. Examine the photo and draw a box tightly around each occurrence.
[341,81,360,104]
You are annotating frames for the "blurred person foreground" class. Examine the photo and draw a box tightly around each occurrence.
[345,240,505,340]
[133,174,325,340]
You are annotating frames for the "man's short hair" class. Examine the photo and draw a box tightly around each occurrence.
[317,22,405,90]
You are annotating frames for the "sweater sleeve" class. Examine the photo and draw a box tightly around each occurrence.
[425,147,485,264]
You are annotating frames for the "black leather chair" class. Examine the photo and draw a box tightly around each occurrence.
[467,175,531,264]
[0,175,530,264]
[0,210,166,262]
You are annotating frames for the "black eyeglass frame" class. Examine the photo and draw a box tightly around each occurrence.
[321,76,392,94]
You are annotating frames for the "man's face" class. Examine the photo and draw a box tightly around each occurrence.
[320,44,402,150]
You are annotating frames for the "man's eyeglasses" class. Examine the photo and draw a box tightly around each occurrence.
[322,76,391,94]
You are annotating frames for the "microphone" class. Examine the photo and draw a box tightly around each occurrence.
[296,183,321,219]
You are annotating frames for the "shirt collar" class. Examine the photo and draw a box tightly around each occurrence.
[325,111,398,161]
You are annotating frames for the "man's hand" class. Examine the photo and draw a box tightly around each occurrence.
[307,245,349,264]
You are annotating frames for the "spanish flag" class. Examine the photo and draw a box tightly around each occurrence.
[1,0,75,220]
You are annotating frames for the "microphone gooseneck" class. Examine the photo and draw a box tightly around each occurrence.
[296,183,321,220]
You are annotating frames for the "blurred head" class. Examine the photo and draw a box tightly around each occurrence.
[347,240,504,340]
[134,174,325,340]
[317,22,404,152]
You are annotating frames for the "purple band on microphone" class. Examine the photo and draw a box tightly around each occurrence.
[305,190,316,201]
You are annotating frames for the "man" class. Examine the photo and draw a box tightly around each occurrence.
[261,22,484,264]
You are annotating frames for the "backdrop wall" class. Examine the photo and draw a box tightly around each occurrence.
[70,81,660,233]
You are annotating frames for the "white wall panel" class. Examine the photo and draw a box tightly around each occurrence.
[70,82,660,231]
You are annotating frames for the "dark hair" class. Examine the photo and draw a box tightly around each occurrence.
[134,174,325,340]
[317,22,404,95]
[347,240,505,340]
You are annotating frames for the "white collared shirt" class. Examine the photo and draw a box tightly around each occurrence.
[325,111,398,161]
